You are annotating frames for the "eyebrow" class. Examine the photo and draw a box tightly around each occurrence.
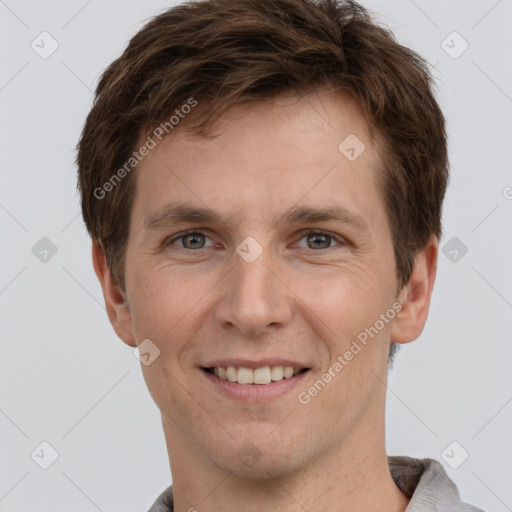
[142,203,370,233]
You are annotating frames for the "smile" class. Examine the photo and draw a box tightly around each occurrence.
[203,365,309,385]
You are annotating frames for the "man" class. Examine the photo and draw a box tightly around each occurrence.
[76,0,484,510]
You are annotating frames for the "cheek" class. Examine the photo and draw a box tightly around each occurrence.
[295,262,390,332]
[123,249,207,409]
[127,261,204,347]
[140,357,207,437]
[128,267,206,412]
[296,267,396,393]
[301,275,393,417]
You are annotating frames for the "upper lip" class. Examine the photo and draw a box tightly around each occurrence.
[201,359,309,369]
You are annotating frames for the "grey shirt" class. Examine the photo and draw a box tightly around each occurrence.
[148,456,484,511]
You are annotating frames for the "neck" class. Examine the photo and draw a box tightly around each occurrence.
[163,417,410,512]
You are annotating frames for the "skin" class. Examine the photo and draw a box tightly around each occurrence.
[93,90,438,512]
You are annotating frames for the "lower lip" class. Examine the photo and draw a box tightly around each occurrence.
[201,369,310,402]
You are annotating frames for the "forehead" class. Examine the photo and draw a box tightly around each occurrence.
[130,91,385,233]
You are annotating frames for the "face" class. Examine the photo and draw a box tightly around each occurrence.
[106,91,414,477]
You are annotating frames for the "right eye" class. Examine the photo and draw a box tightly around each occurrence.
[165,230,215,250]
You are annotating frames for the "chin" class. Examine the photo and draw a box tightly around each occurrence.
[208,434,309,480]
[221,453,304,480]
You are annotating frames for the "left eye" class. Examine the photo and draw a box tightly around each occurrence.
[296,231,340,250]
[166,230,340,250]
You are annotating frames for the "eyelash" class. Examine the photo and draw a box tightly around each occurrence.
[165,229,344,251]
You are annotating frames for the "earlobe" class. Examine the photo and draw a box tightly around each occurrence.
[390,237,439,345]
[91,240,137,347]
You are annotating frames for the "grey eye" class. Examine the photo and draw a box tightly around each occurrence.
[303,232,337,250]
[171,232,214,250]
[182,233,205,249]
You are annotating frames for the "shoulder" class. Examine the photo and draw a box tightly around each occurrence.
[388,456,485,511]
[147,485,174,512]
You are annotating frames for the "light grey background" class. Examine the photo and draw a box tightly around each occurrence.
[1,0,511,510]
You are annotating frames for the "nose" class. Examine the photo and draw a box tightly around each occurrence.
[214,244,293,338]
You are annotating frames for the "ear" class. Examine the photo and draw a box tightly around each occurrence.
[91,240,136,347]
[390,236,438,344]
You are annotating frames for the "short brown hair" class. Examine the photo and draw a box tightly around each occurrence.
[77,0,448,294]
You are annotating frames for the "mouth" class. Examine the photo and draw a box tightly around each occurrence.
[201,365,310,385]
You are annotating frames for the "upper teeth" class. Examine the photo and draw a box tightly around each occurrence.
[212,366,302,384]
